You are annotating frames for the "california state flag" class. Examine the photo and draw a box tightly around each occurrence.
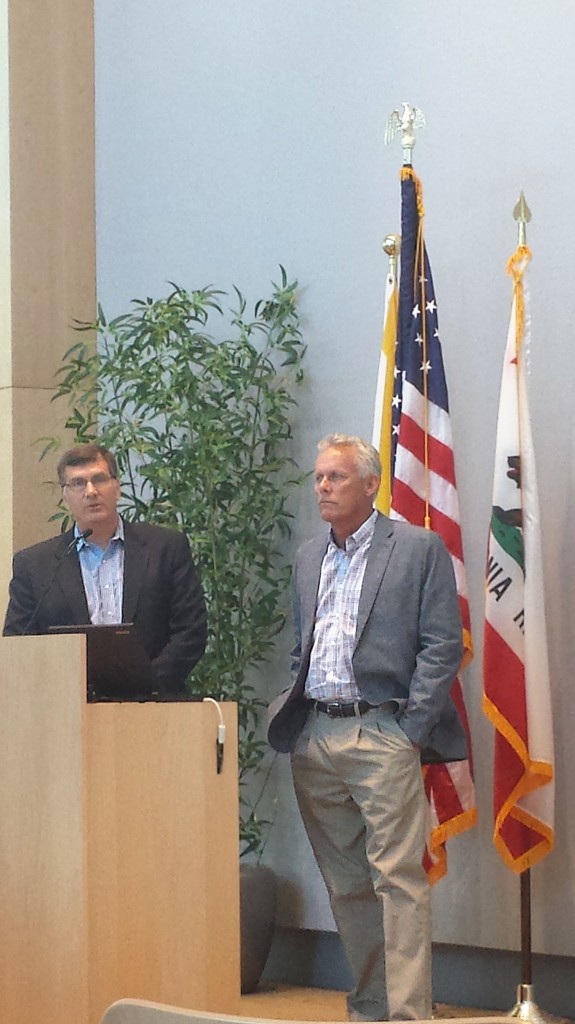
[483,244,554,872]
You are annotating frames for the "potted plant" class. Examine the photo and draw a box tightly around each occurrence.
[41,269,306,989]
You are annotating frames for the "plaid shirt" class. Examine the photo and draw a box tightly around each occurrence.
[75,518,125,624]
[305,510,378,701]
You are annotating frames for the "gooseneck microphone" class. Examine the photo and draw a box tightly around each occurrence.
[23,528,93,634]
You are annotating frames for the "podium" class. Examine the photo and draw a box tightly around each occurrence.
[0,635,240,1024]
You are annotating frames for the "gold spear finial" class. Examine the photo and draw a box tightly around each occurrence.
[382,233,401,276]
[513,191,532,246]
[384,102,426,165]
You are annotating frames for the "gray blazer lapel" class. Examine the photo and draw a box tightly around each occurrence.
[298,535,328,654]
[355,514,395,644]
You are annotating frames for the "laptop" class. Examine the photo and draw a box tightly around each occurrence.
[47,623,161,702]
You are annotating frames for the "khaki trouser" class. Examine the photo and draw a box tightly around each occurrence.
[291,705,431,1022]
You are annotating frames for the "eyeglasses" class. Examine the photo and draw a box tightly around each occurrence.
[63,473,117,493]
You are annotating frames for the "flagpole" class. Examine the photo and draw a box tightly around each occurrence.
[372,233,400,513]
[507,193,550,1024]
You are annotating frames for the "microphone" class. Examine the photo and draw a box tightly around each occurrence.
[61,528,93,556]
[23,528,93,634]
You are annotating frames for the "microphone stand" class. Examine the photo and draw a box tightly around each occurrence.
[22,528,93,633]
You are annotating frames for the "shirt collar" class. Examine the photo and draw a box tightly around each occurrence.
[74,516,125,549]
[329,508,378,555]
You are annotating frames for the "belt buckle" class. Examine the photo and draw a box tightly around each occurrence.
[326,702,342,718]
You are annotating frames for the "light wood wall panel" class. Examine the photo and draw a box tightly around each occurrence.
[0,0,96,608]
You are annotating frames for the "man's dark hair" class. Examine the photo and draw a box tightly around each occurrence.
[57,444,118,487]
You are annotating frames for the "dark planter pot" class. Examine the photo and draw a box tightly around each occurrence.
[240,862,278,994]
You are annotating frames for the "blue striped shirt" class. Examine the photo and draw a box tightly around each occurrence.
[305,510,378,701]
[75,519,125,624]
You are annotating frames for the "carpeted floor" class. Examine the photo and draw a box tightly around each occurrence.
[239,984,504,1021]
[239,983,574,1024]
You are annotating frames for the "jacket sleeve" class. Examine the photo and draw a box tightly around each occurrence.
[397,532,463,749]
[3,551,36,635]
[147,531,207,692]
[290,558,302,686]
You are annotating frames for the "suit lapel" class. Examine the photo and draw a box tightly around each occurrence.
[299,516,396,655]
[355,514,395,644]
[54,532,91,624]
[299,535,328,655]
[121,523,148,623]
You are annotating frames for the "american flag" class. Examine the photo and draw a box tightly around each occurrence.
[379,166,476,882]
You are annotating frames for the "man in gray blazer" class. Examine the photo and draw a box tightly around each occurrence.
[3,444,207,696]
[268,434,466,1021]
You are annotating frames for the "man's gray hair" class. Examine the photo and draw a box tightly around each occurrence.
[317,434,382,479]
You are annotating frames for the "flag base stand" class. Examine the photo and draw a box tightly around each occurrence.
[508,984,552,1024]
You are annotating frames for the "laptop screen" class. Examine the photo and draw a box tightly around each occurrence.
[47,623,158,701]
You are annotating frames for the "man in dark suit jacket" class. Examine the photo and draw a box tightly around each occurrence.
[3,444,207,696]
[268,434,466,1022]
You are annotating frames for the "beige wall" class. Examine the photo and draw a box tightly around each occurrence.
[0,0,95,607]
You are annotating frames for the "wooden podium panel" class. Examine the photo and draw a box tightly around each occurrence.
[0,635,240,1024]
[87,701,240,1023]
[0,635,89,1024]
